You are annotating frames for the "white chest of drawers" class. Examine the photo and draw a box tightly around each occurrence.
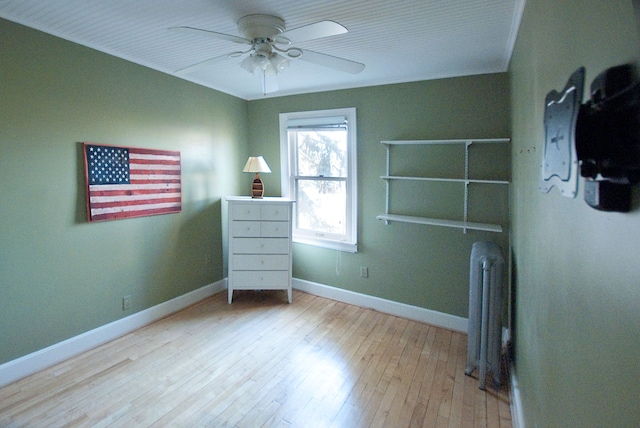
[226,196,294,303]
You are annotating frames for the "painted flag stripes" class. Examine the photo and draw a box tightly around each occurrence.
[84,143,181,222]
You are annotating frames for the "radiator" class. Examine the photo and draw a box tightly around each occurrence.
[465,241,504,390]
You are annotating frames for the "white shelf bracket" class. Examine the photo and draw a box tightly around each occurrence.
[463,141,472,234]
[384,143,390,225]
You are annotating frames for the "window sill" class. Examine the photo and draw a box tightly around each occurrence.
[293,236,357,253]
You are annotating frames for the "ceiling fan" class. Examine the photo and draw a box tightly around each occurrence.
[169,14,365,93]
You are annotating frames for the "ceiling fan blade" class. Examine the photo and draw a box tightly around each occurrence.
[168,26,250,45]
[175,53,235,75]
[278,21,347,44]
[295,49,365,74]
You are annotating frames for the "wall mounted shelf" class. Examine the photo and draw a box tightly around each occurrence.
[377,138,510,233]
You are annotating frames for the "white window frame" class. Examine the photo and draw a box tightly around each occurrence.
[279,107,357,253]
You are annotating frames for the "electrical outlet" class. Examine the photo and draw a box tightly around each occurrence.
[122,295,131,311]
[360,266,369,278]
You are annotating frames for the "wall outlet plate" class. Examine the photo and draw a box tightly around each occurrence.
[360,266,369,278]
[122,295,131,311]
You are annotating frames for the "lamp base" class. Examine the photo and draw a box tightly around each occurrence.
[251,173,264,198]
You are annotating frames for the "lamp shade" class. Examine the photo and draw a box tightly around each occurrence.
[243,156,272,173]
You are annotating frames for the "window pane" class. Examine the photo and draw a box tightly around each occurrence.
[296,179,346,234]
[293,130,347,177]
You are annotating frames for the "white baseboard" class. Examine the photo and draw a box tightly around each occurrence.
[293,278,468,333]
[0,280,226,388]
[509,364,525,428]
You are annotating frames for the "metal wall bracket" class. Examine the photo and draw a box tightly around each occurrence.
[539,67,585,198]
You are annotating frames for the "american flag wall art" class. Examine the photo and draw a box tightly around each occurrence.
[83,143,182,222]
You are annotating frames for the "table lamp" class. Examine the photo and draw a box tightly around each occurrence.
[243,156,271,198]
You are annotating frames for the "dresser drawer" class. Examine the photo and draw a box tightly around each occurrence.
[233,238,289,254]
[261,204,290,221]
[232,254,290,271]
[232,220,289,238]
[260,221,289,237]
[231,221,261,237]
[231,203,261,220]
[231,270,290,290]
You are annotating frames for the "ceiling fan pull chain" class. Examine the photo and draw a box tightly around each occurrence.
[262,70,267,96]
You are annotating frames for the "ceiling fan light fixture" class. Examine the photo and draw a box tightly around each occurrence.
[240,54,257,73]
[270,53,290,72]
[261,53,289,77]
[240,51,289,76]
[240,53,268,73]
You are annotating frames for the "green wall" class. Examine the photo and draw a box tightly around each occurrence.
[509,0,640,426]
[248,76,511,318]
[0,19,249,364]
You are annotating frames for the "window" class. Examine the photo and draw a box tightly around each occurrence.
[279,108,357,252]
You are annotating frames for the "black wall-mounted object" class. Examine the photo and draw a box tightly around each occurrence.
[541,64,640,212]
[576,64,640,211]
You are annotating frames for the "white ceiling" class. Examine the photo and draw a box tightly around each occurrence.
[0,0,525,101]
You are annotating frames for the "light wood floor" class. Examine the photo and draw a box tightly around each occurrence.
[0,290,511,427]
